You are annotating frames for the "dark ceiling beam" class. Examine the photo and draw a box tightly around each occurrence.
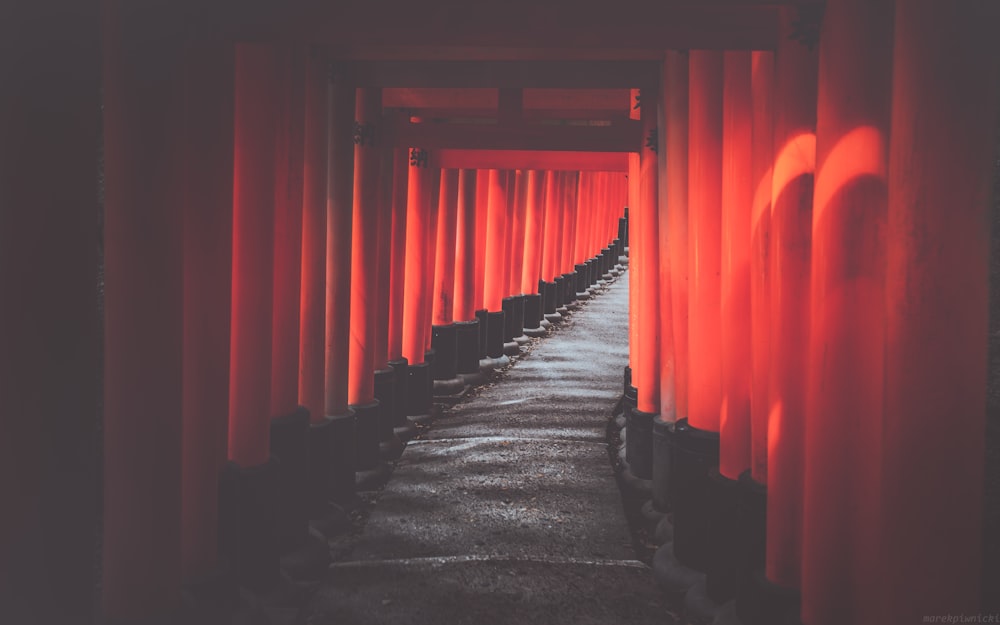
[390,119,641,152]
[348,60,661,89]
[282,2,780,52]
[435,149,628,172]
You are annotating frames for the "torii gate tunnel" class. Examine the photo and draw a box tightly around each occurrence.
[2,1,999,624]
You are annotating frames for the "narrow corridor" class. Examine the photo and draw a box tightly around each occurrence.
[303,273,666,625]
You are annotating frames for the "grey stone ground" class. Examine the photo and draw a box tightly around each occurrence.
[302,275,672,625]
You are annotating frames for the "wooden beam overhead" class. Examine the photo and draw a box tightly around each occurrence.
[390,119,641,152]
[436,149,628,172]
[351,60,661,89]
[283,3,780,52]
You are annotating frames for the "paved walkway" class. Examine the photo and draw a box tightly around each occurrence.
[302,274,668,625]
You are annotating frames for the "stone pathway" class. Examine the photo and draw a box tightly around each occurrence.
[302,275,670,625]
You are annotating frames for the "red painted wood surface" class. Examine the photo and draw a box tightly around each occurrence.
[402,151,433,364]
[433,169,460,324]
[228,44,278,468]
[766,8,818,589]
[453,169,478,321]
[324,71,355,416]
[348,88,381,405]
[749,50,774,485]
[686,50,723,434]
[664,51,689,422]
[521,170,545,294]
[387,148,409,361]
[635,89,660,415]
[802,2,892,623]
[271,47,306,418]
[299,51,329,421]
[719,51,753,480]
[882,2,999,622]
[483,170,509,311]
[180,38,234,579]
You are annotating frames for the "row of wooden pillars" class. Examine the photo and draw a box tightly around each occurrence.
[621,3,998,625]
[23,6,629,618]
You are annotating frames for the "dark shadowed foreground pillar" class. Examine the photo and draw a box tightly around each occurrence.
[101,1,186,618]
[1,2,100,622]
[881,2,999,623]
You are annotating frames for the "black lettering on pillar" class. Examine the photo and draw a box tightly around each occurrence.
[354,121,377,147]
[789,3,825,50]
[410,148,429,168]
[645,128,658,154]
[633,90,642,111]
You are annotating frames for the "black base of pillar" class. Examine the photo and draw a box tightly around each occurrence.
[474,309,489,358]
[668,418,721,573]
[624,365,633,396]
[510,294,525,339]
[575,263,589,293]
[737,470,768,579]
[625,404,656,481]
[735,570,802,625]
[562,272,577,305]
[540,280,557,314]
[326,410,357,505]
[652,415,674,513]
[553,276,566,308]
[405,361,433,421]
[486,310,505,358]
[350,400,383,472]
[431,323,459,381]
[501,297,517,342]
[269,406,310,550]
[455,320,480,374]
[705,469,744,604]
[373,368,404,460]
[523,293,542,330]
[219,458,280,593]
[387,358,417,442]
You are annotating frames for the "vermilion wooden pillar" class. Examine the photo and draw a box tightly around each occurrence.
[687,50,724,436]
[2,2,99,620]
[431,169,464,394]
[627,89,640,399]
[422,165,441,356]
[386,147,413,438]
[402,150,433,367]
[299,51,328,428]
[102,2,186,615]
[474,169,490,313]
[387,147,410,364]
[325,66,355,421]
[765,6,818,594]
[483,170,509,358]
[665,51,689,424]
[298,50,336,517]
[802,1,892,623]
[749,51,774,487]
[323,64,356,503]
[539,171,561,323]
[225,43,281,592]
[719,51,753,481]
[636,89,661,417]
[180,37,234,581]
[509,170,527,297]
[433,170,459,327]
[349,87,384,475]
[453,169,482,380]
[521,170,545,333]
[882,2,999,622]
[271,48,306,422]
[454,169,478,323]
[625,87,661,486]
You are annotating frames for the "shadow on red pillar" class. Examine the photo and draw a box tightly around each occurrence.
[881,2,999,622]
[1,2,100,621]
[101,0,186,616]
[180,36,234,583]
